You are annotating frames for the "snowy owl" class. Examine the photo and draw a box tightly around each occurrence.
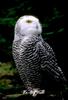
[12,15,66,97]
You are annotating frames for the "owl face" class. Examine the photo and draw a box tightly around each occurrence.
[15,15,42,37]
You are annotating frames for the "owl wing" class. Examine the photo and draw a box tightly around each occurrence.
[37,41,66,82]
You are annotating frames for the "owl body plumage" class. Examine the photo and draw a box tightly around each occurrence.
[12,15,66,96]
[12,35,42,89]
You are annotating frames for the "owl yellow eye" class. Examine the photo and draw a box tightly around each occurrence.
[26,20,32,23]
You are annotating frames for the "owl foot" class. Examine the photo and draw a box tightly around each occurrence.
[30,89,45,97]
[23,89,45,97]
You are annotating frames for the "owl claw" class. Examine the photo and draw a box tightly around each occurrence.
[23,90,28,95]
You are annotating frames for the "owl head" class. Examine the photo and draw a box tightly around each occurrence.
[14,15,42,40]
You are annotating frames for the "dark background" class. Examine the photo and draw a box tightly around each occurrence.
[0,0,67,99]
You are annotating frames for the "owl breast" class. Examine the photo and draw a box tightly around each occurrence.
[12,39,42,89]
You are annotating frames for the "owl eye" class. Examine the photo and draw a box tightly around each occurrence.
[26,20,32,23]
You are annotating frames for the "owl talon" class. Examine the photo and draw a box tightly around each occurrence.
[23,90,29,95]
